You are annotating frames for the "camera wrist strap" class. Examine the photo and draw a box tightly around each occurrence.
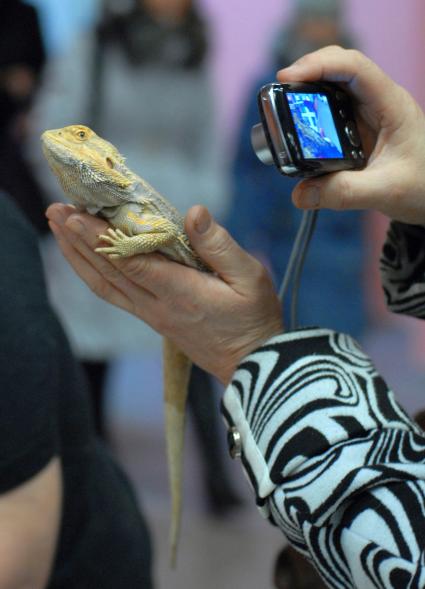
[278,209,318,330]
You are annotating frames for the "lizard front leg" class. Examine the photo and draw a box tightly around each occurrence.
[95,215,179,258]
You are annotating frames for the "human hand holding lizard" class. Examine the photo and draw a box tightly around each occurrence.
[46,203,283,385]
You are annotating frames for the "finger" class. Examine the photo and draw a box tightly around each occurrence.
[47,203,111,242]
[63,212,199,301]
[49,220,134,313]
[46,202,77,223]
[52,214,162,312]
[185,205,265,291]
[277,46,402,127]
[292,167,389,212]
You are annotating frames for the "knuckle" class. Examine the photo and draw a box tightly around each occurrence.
[348,49,373,74]
[334,175,352,211]
[250,259,273,289]
[346,48,364,62]
[386,175,404,207]
[120,253,166,284]
[121,255,151,280]
[324,44,345,54]
[98,259,125,284]
[208,226,234,258]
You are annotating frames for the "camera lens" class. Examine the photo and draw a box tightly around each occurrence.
[251,123,274,166]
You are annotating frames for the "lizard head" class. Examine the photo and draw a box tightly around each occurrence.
[41,125,136,209]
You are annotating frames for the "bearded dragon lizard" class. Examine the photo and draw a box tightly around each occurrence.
[41,124,207,566]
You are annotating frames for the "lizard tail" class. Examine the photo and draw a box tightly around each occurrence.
[163,337,192,568]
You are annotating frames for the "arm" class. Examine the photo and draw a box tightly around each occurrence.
[0,198,63,588]
[46,204,425,587]
[222,329,425,588]
[0,459,62,589]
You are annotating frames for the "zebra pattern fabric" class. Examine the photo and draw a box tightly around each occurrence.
[381,221,425,318]
[222,222,425,588]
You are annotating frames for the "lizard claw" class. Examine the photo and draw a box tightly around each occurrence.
[97,233,116,246]
[95,228,136,258]
[95,245,122,256]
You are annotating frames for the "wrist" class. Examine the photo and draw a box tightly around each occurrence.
[218,322,284,385]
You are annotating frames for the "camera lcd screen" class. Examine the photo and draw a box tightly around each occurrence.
[287,92,344,159]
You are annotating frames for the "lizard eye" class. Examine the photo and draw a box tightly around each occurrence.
[77,130,86,139]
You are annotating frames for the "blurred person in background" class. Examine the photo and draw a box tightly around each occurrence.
[33,0,241,514]
[0,0,49,234]
[226,0,367,341]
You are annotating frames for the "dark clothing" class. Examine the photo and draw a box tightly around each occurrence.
[0,194,153,588]
[0,139,49,234]
[0,0,49,234]
[81,360,109,439]
[98,6,207,70]
[0,0,46,125]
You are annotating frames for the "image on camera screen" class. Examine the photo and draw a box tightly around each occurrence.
[287,93,343,159]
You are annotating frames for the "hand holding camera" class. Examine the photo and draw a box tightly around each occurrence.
[276,45,425,224]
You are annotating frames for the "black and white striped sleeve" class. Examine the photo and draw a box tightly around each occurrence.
[221,328,425,588]
[381,221,425,318]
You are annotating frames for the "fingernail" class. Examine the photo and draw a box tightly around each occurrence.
[302,185,321,208]
[283,62,302,72]
[46,207,66,226]
[278,62,303,77]
[66,216,85,235]
[194,208,212,234]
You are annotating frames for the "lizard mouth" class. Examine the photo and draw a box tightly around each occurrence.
[41,131,77,165]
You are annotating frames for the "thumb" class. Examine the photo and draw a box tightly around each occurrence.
[292,168,384,212]
[185,205,261,288]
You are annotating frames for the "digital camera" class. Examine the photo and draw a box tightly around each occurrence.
[251,82,365,178]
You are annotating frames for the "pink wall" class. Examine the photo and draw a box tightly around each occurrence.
[201,0,290,146]
[347,0,425,107]
[201,0,425,144]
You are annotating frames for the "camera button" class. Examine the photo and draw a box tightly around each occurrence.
[359,150,365,159]
[351,150,358,160]
[339,108,347,119]
[345,122,361,147]
[287,132,296,147]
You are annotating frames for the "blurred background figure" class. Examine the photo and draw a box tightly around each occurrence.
[225,0,368,339]
[32,0,241,515]
[0,0,49,234]
[88,0,223,204]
